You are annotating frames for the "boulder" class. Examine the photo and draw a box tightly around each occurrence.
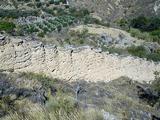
[50,86,57,96]
[0,35,5,41]
[29,88,47,104]
[0,35,6,45]
[100,33,113,45]
[114,33,134,48]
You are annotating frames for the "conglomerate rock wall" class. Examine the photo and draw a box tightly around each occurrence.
[0,37,160,82]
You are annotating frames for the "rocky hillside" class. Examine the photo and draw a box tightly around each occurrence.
[69,0,160,21]
[0,36,160,82]
[1,0,160,21]
[0,72,160,120]
[1,0,160,120]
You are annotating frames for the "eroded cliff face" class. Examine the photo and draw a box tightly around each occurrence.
[69,0,160,21]
[0,37,160,82]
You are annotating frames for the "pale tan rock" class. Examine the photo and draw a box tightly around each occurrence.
[0,38,160,83]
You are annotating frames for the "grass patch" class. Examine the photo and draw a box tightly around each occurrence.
[102,45,160,62]
[127,45,160,62]
[37,32,45,38]
[128,28,151,41]
[19,72,56,90]
[67,28,89,46]
[46,94,76,116]
[0,21,16,32]
[128,28,160,43]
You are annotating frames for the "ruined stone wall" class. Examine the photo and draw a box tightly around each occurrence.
[0,38,160,82]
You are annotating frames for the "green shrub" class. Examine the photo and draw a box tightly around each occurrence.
[50,0,66,5]
[127,45,160,61]
[0,21,16,32]
[37,32,45,37]
[43,8,55,15]
[127,45,147,58]
[152,72,160,93]
[46,94,76,115]
[0,9,39,18]
[19,72,56,89]
[128,28,140,37]
[146,53,160,62]
[128,28,160,43]
[0,96,16,117]
[79,39,84,44]
[149,29,160,43]
[130,16,149,31]
[69,8,89,18]
[83,16,102,25]
[116,18,128,28]
[150,29,160,38]
[151,71,160,107]
[128,28,150,40]
[36,2,42,8]
[26,25,39,33]
[130,16,160,31]
[119,16,160,43]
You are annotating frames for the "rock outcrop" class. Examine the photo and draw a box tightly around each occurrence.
[0,37,160,82]
[69,0,160,21]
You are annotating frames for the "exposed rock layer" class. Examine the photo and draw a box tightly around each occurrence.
[69,0,160,20]
[0,37,160,82]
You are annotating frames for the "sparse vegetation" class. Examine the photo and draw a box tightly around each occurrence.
[116,16,160,43]
[67,28,89,45]
[0,9,39,18]
[101,45,160,62]
[0,71,160,120]
[21,15,76,35]
[0,72,105,120]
